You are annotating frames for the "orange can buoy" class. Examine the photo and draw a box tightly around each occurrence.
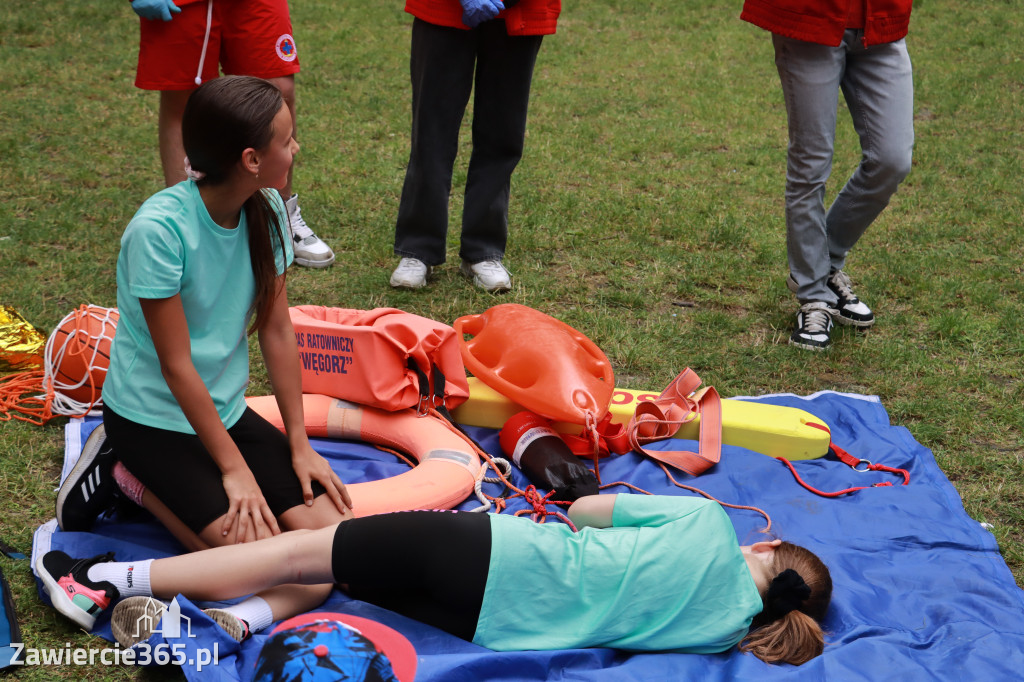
[453,304,614,426]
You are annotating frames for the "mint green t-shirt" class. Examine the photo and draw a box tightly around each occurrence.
[103,182,292,433]
[474,495,763,652]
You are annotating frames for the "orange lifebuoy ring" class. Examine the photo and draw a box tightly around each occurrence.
[245,394,482,516]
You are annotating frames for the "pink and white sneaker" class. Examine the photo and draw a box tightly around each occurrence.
[36,550,119,630]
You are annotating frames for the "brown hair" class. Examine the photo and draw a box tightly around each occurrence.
[181,76,287,334]
[738,542,832,666]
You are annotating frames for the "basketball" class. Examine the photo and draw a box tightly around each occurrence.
[45,305,119,405]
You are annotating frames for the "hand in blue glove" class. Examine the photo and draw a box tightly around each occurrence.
[130,0,182,22]
[459,0,505,29]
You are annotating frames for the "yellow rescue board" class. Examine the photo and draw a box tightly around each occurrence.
[451,377,830,460]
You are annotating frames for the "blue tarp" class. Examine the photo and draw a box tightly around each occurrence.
[33,392,1024,680]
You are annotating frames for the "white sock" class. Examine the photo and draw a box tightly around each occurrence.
[87,559,152,598]
[218,596,274,633]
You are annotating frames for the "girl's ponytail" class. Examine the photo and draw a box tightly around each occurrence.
[738,608,824,665]
[739,542,832,665]
[243,189,287,334]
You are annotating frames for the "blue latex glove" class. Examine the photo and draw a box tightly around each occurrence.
[459,0,504,28]
[130,0,182,22]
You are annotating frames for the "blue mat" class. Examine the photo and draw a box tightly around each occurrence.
[33,392,1024,680]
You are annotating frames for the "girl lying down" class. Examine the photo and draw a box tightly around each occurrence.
[39,493,832,665]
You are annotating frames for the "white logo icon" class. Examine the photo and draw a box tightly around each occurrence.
[129,597,195,640]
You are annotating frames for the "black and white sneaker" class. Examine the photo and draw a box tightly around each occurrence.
[56,424,120,532]
[790,302,834,351]
[826,270,874,327]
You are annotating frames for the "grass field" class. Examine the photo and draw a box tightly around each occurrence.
[1,0,1022,678]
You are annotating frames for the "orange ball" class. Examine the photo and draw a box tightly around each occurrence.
[47,305,119,404]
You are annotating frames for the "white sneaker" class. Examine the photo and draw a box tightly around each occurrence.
[390,257,431,289]
[285,194,335,269]
[203,608,251,642]
[460,259,511,293]
[110,596,166,649]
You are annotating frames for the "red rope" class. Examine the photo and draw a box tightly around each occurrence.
[0,370,54,425]
[424,406,772,534]
[512,485,577,530]
[425,406,577,524]
[785,423,911,497]
[595,464,773,533]
[372,444,418,470]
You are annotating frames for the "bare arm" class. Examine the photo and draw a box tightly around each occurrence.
[567,494,618,529]
[257,276,353,513]
[140,295,280,541]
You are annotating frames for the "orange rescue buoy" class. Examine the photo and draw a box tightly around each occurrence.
[453,304,614,427]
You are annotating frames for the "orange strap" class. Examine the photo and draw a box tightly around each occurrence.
[625,368,723,477]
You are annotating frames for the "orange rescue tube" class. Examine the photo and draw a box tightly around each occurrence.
[245,394,481,516]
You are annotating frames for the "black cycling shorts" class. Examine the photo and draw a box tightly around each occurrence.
[104,405,326,534]
[331,510,491,641]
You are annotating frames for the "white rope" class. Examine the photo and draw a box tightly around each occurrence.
[468,456,512,513]
[42,305,118,416]
[193,0,214,86]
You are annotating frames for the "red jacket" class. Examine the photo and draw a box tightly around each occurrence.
[740,0,912,47]
[405,0,561,36]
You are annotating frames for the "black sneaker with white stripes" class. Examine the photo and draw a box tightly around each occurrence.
[790,302,834,351]
[826,269,875,327]
[56,424,120,532]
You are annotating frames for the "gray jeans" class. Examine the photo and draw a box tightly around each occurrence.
[773,30,914,304]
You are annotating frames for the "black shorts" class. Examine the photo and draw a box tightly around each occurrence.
[331,511,491,641]
[103,405,326,535]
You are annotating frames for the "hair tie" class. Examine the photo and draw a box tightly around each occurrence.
[765,568,811,620]
[184,156,206,182]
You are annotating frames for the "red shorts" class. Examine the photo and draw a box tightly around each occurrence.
[136,0,301,91]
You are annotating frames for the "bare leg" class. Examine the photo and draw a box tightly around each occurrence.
[158,90,193,187]
[278,494,353,530]
[140,487,342,621]
[135,486,351,549]
[149,526,338,601]
[258,582,334,617]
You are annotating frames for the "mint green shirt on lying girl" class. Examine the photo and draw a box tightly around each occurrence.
[475,494,763,652]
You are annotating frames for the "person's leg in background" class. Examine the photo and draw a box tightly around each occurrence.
[391,19,477,289]
[773,32,844,350]
[458,20,542,293]
[824,34,913,320]
[221,0,334,267]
